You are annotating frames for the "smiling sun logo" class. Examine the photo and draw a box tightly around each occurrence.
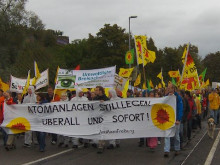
[6,117,31,134]
[151,104,175,130]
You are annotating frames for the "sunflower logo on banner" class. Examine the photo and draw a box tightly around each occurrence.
[151,103,175,130]
[125,49,134,64]
[6,117,31,134]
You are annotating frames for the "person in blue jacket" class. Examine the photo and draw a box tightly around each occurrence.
[164,83,183,157]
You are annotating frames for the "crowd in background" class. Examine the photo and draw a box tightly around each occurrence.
[0,84,219,156]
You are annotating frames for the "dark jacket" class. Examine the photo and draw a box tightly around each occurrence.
[174,92,184,121]
[182,97,190,123]
[94,94,109,101]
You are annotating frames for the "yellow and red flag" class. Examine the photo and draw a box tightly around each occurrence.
[119,68,134,78]
[134,35,156,66]
[181,49,200,91]
[168,71,180,78]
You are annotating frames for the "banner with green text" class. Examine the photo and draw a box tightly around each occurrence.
[55,66,116,89]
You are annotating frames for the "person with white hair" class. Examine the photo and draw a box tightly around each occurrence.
[107,88,121,149]
[71,88,88,148]
[23,86,37,148]
[58,92,70,148]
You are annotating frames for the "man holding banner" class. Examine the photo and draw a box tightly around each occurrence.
[23,86,37,148]
[94,86,109,154]
[164,83,183,157]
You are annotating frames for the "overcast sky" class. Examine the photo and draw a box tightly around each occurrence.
[26,0,220,58]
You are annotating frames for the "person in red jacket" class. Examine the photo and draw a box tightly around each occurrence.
[0,89,7,146]
[185,91,196,141]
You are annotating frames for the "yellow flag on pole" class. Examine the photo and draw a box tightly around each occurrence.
[0,78,9,91]
[122,80,129,98]
[119,68,134,78]
[149,79,154,88]
[134,73,141,87]
[157,72,162,79]
[158,83,162,89]
[134,35,156,66]
[32,61,41,86]
[55,66,60,84]
[181,50,200,91]
[22,70,31,96]
[142,82,147,90]
[157,70,165,87]
[168,71,180,78]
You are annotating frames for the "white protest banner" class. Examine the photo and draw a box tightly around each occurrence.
[1,96,176,139]
[114,74,128,91]
[34,69,49,90]
[10,76,26,93]
[55,66,116,89]
[10,69,49,93]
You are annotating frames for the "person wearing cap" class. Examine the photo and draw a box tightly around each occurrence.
[23,86,37,148]
[208,88,220,123]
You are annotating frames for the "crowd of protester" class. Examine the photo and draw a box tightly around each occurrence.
[0,84,219,156]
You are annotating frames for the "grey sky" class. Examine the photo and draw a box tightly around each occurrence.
[26,0,220,58]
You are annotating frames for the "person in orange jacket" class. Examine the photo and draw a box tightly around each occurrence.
[208,88,220,123]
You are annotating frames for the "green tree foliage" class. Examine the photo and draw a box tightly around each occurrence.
[1,0,219,88]
[202,51,220,82]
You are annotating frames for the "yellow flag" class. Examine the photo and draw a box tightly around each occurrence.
[142,82,147,90]
[158,83,162,89]
[119,68,134,78]
[204,79,210,87]
[104,88,110,97]
[0,78,9,91]
[55,66,60,84]
[22,70,31,96]
[157,72,162,79]
[145,50,156,63]
[134,35,156,66]
[134,73,141,87]
[32,61,41,86]
[149,79,154,88]
[181,52,200,91]
[122,80,129,98]
[168,71,180,78]
[134,35,147,65]
[157,71,165,87]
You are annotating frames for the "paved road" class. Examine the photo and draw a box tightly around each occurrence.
[1,121,220,165]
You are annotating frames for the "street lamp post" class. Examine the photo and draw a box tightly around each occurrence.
[128,16,137,90]
[128,16,137,69]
